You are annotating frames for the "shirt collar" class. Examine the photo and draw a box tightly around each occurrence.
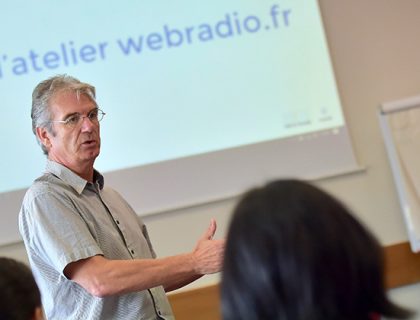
[45,159,104,194]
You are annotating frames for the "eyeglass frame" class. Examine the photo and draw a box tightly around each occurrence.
[48,108,106,128]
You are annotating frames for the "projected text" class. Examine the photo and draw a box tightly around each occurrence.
[0,4,291,78]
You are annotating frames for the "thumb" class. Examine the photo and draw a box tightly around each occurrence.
[201,218,217,240]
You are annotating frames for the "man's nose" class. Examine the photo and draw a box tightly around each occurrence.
[80,116,95,131]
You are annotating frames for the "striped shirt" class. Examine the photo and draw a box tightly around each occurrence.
[19,160,174,320]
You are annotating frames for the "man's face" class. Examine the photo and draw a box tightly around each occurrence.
[40,91,101,172]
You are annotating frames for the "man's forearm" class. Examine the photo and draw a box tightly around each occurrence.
[65,253,199,297]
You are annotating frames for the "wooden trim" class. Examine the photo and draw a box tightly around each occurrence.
[384,241,420,288]
[168,241,420,320]
[168,284,221,320]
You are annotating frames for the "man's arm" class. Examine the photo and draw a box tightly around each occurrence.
[64,219,224,297]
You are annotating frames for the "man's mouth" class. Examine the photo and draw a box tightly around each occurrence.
[81,140,96,146]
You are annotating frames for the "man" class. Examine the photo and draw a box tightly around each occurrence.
[19,75,225,319]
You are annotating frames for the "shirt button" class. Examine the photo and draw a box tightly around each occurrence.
[131,250,135,254]
[116,220,120,224]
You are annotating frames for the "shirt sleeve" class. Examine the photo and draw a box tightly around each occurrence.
[20,189,103,275]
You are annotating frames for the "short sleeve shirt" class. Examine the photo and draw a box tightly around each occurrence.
[19,160,174,320]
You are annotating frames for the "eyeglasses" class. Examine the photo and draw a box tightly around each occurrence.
[50,108,106,128]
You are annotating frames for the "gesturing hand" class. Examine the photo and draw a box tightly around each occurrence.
[192,219,225,275]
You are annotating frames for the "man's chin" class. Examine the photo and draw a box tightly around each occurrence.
[82,148,100,161]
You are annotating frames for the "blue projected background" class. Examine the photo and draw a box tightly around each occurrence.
[1,0,344,193]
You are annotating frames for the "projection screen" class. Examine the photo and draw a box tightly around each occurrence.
[0,0,359,244]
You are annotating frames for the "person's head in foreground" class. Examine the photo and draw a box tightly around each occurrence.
[0,257,43,320]
[221,179,413,320]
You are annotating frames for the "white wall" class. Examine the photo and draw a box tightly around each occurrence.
[1,0,420,317]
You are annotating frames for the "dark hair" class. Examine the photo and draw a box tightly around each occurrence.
[0,257,42,320]
[221,179,413,320]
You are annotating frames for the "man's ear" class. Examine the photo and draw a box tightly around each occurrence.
[36,127,52,150]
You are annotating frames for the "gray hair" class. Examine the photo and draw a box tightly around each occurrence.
[31,74,97,155]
